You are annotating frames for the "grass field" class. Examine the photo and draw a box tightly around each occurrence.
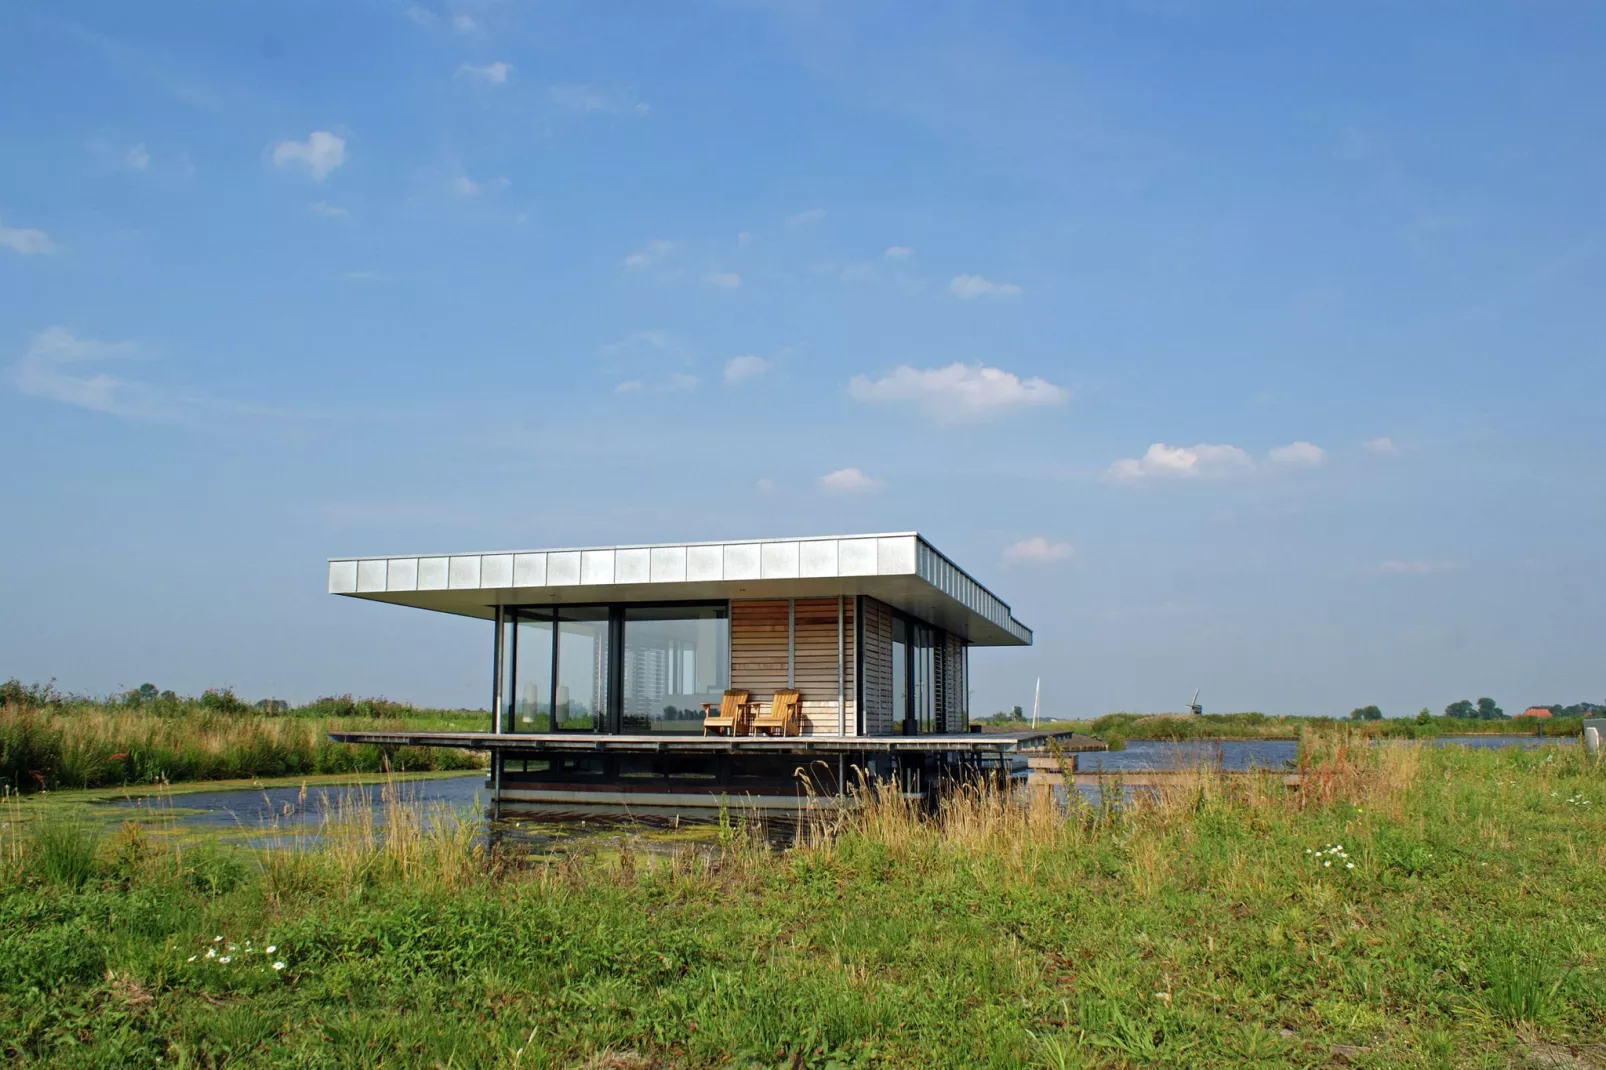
[1,701,485,793]
[984,711,1584,744]
[2,732,1602,1068]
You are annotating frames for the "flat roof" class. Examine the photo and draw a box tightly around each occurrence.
[328,532,1031,646]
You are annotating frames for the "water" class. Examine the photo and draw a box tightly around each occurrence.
[1071,734,1567,773]
[1075,739,1295,772]
[108,774,728,854]
[112,774,491,830]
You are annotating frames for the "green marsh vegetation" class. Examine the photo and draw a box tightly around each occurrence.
[992,710,1587,746]
[1,680,484,793]
[2,732,1603,1067]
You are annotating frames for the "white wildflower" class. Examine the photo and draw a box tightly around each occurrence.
[218,956,231,964]
[272,961,286,971]
[205,948,216,959]
[1346,862,1354,870]
[266,945,276,954]
[213,936,223,942]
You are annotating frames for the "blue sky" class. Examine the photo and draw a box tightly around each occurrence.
[2,1,1603,717]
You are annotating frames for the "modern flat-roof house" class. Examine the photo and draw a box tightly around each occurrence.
[327,532,1052,814]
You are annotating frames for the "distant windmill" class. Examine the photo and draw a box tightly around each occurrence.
[1188,689,1203,717]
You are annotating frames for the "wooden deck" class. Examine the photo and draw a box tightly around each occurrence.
[328,728,1083,755]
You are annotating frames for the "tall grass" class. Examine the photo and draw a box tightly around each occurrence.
[0,703,483,793]
[1,742,1602,1066]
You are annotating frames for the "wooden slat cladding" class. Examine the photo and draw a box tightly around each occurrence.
[859,596,895,735]
[731,598,856,736]
[943,631,967,731]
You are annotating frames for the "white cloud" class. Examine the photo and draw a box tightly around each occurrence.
[452,14,477,33]
[271,131,346,181]
[125,143,151,170]
[624,240,675,269]
[458,61,512,85]
[615,379,644,394]
[737,231,752,248]
[724,354,769,384]
[818,467,883,493]
[1364,436,1399,455]
[1002,537,1074,566]
[847,362,1068,423]
[308,201,351,221]
[706,272,741,288]
[404,4,435,27]
[12,327,173,419]
[1266,441,1326,470]
[786,207,827,228]
[0,218,54,256]
[949,274,1022,299]
[548,84,649,116]
[599,329,675,358]
[756,477,776,494]
[1107,443,1255,482]
[1376,560,1461,575]
[1106,440,1327,483]
[668,372,699,391]
[884,245,912,258]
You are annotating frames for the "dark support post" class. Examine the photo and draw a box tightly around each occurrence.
[491,606,504,734]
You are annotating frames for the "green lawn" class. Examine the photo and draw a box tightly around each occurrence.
[2,739,1603,1068]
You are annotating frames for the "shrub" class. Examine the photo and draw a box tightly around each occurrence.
[32,819,101,890]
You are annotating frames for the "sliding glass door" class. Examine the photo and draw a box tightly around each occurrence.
[505,602,727,734]
[622,606,729,733]
[892,612,941,734]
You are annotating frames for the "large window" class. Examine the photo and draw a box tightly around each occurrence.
[891,613,940,734]
[557,608,610,731]
[510,611,553,733]
[503,602,726,734]
[622,606,730,733]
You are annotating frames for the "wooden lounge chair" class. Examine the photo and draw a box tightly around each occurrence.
[702,689,753,736]
[752,688,801,737]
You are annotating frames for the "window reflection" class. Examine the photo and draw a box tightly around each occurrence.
[512,610,553,732]
[557,608,610,731]
[623,606,729,733]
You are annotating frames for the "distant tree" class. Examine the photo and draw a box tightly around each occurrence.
[1445,699,1475,719]
[1010,704,1025,722]
[1349,705,1383,722]
[1475,697,1504,720]
[199,687,249,715]
[1548,702,1605,718]
[1416,707,1431,724]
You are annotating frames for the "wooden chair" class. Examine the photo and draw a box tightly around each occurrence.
[752,688,802,737]
[702,689,753,736]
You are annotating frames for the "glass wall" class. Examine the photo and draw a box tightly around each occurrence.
[914,623,935,734]
[511,610,553,732]
[622,606,729,733]
[556,608,610,731]
[892,616,909,733]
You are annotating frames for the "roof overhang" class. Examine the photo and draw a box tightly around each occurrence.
[327,532,1031,646]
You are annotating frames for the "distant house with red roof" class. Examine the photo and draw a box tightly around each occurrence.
[1517,706,1553,719]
